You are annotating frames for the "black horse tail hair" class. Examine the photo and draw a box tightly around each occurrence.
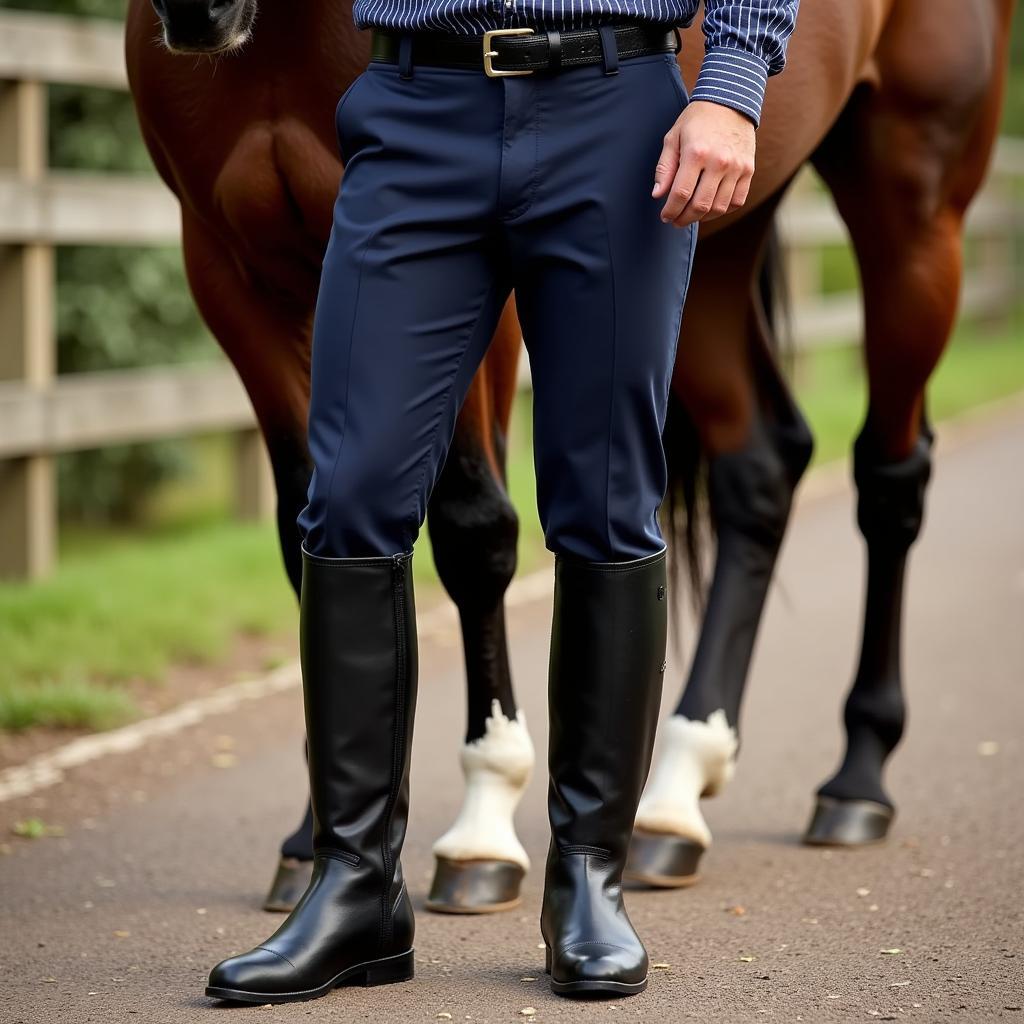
[660,218,791,612]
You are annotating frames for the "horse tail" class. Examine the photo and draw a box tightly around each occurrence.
[661,219,791,608]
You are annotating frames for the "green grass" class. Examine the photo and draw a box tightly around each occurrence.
[2,315,1020,735]
[0,521,296,732]
[0,420,549,734]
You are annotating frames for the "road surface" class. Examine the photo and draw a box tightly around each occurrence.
[3,407,1023,1022]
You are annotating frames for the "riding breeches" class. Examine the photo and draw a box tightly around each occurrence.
[297,47,698,563]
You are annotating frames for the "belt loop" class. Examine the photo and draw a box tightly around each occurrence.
[546,29,562,71]
[597,25,619,75]
[398,33,414,79]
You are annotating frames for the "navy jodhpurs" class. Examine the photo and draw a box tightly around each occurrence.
[298,39,698,563]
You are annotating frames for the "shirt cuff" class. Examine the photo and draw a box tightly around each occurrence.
[690,45,770,128]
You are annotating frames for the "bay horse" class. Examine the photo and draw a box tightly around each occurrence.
[126,0,1016,908]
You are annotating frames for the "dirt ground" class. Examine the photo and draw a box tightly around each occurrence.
[2,410,1022,1023]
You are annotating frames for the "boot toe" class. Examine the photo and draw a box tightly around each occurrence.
[552,941,647,990]
[207,946,297,1000]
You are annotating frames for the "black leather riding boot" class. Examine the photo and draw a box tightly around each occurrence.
[541,547,667,997]
[206,548,418,1004]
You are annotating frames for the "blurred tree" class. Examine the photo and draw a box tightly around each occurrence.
[1,0,216,523]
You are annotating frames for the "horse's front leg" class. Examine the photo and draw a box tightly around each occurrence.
[625,213,812,887]
[630,413,812,886]
[424,306,535,914]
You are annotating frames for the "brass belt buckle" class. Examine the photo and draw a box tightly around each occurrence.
[483,27,535,77]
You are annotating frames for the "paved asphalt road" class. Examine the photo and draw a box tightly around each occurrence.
[3,409,1023,1023]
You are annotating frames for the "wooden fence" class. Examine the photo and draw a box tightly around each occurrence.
[0,9,1021,580]
[0,10,271,581]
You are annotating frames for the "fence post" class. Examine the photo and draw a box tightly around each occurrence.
[233,427,275,522]
[784,170,825,322]
[0,78,56,581]
[975,166,1015,328]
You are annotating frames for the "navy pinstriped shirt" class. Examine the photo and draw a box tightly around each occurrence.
[352,0,799,126]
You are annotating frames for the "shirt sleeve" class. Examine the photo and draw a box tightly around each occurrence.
[690,0,800,128]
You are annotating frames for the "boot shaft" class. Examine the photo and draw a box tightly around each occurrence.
[546,548,668,860]
[299,549,418,877]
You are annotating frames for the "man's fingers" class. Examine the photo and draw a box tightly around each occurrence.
[699,172,741,223]
[672,163,722,228]
[652,131,681,198]
[659,152,703,223]
[731,171,753,211]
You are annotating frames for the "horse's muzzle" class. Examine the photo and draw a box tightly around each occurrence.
[151,0,255,55]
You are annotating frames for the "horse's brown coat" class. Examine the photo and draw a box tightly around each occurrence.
[127,0,1015,869]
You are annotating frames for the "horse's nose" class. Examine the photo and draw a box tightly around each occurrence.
[153,0,246,53]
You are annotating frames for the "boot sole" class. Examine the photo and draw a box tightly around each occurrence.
[550,976,648,997]
[205,948,414,1004]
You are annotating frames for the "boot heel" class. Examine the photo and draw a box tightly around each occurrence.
[544,946,552,974]
[359,949,415,987]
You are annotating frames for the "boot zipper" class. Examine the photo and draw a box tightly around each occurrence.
[381,553,408,949]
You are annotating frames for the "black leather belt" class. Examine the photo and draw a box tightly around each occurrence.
[370,23,680,77]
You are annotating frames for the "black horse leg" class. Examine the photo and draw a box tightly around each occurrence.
[678,411,813,724]
[805,425,932,845]
[423,421,534,914]
[257,434,322,912]
[627,407,813,887]
[428,426,519,741]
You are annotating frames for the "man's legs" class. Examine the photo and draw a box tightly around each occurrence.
[299,64,513,560]
[207,62,512,1003]
[505,52,698,995]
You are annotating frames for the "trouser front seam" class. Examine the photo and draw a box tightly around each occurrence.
[599,202,619,560]
[402,276,502,543]
[321,225,382,551]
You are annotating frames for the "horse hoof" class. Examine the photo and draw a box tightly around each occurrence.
[425,857,525,914]
[262,857,315,913]
[623,829,703,888]
[803,796,894,847]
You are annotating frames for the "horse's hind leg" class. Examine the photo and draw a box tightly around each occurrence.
[802,203,949,846]
[804,5,1009,842]
[802,190,953,845]
[804,420,934,846]
[627,203,814,887]
[423,303,534,914]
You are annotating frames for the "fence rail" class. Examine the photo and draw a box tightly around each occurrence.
[0,8,1021,580]
[0,364,253,458]
[0,170,178,245]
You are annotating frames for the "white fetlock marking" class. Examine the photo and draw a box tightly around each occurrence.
[432,699,534,870]
[635,710,738,849]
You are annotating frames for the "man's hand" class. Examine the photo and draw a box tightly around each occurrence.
[653,100,756,228]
